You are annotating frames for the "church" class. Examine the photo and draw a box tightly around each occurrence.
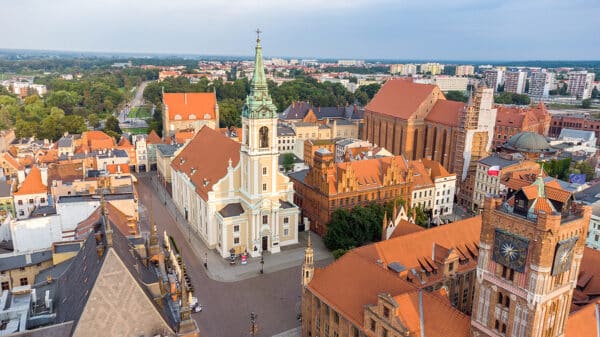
[170,34,300,258]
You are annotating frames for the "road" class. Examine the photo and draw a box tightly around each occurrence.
[119,80,151,124]
[136,175,305,337]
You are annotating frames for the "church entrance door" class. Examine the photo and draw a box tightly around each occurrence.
[262,236,268,251]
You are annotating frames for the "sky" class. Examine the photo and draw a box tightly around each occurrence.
[3,0,600,61]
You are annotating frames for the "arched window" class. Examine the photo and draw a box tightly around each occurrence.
[259,126,269,148]
[244,125,249,145]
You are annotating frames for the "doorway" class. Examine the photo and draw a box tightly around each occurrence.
[262,236,268,251]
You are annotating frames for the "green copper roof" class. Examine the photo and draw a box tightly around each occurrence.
[242,32,278,119]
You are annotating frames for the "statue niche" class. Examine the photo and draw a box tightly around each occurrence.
[259,126,269,148]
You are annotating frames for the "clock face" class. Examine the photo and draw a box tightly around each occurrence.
[552,236,578,276]
[492,229,530,273]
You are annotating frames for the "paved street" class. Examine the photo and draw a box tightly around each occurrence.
[135,173,332,337]
[119,80,151,129]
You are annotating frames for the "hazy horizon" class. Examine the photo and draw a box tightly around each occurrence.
[3,0,600,61]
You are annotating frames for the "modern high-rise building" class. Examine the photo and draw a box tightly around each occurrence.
[529,70,555,97]
[420,62,444,75]
[390,64,417,76]
[483,69,503,92]
[567,71,595,99]
[504,70,527,94]
[456,65,475,76]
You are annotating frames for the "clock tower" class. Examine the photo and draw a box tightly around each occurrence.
[471,175,591,337]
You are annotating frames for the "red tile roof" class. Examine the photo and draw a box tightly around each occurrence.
[118,137,133,148]
[171,126,240,200]
[3,152,23,170]
[366,79,438,120]
[389,220,425,239]
[565,299,600,337]
[164,92,217,121]
[146,130,163,145]
[174,131,195,144]
[425,99,465,127]
[422,158,455,179]
[106,164,130,174]
[15,166,47,195]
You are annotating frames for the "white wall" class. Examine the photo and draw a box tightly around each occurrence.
[56,201,99,233]
[10,216,62,252]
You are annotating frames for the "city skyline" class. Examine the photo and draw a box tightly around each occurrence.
[3,0,600,61]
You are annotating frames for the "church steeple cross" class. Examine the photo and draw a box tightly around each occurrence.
[256,28,262,42]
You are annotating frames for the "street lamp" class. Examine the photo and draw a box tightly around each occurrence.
[249,312,258,337]
[260,251,264,274]
[204,252,208,269]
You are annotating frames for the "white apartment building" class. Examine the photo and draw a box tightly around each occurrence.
[483,69,503,92]
[504,70,527,94]
[568,71,595,99]
[419,63,444,75]
[455,65,475,76]
[529,70,555,97]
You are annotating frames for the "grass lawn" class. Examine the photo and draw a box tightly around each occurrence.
[123,127,148,135]
[128,105,152,118]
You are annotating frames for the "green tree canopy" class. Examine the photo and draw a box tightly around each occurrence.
[45,90,80,114]
[445,91,468,102]
[104,115,122,135]
[494,92,531,105]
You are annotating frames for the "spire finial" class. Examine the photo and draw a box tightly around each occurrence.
[256,28,261,43]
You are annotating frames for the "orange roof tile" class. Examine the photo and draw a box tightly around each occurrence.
[47,162,84,184]
[37,149,59,164]
[565,299,600,337]
[533,197,554,214]
[163,92,217,121]
[422,158,454,179]
[81,131,116,151]
[171,126,240,200]
[495,106,527,128]
[521,185,538,199]
[146,130,163,144]
[174,131,195,144]
[410,161,435,189]
[356,216,482,268]
[425,99,465,127]
[106,164,131,174]
[389,220,425,239]
[366,79,438,120]
[15,166,47,195]
[106,201,139,236]
[546,185,571,203]
[2,152,23,170]
[309,250,415,327]
[118,137,133,148]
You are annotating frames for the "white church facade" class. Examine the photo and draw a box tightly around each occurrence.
[170,35,300,258]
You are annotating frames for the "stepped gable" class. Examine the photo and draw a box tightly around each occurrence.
[171,126,241,200]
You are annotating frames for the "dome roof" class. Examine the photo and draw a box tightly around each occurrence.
[503,132,553,153]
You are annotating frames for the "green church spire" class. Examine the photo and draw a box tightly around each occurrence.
[242,29,278,119]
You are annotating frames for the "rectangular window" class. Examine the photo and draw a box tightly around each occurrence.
[262,183,267,191]
[1,282,8,290]
[234,225,240,232]
[262,215,268,225]
[40,198,46,203]
[263,167,267,175]
[234,237,240,245]
[448,262,454,272]
[284,217,289,224]
[29,199,34,204]
[284,228,289,236]
[17,200,23,205]
[370,319,376,331]
[383,306,390,318]
[20,278,28,286]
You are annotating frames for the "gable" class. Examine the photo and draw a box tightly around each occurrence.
[72,249,174,337]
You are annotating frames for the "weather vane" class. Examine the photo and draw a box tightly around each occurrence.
[256,28,262,42]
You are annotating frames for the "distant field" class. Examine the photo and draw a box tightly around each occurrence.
[128,105,152,118]
[123,127,148,135]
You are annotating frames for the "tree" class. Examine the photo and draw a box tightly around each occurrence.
[524,79,530,94]
[445,91,468,102]
[46,90,80,114]
[14,119,39,138]
[571,161,595,181]
[559,83,568,96]
[581,98,592,109]
[281,153,296,172]
[592,87,600,99]
[494,92,531,105]
[323,199,404,251]
[87,113,100,129]
[104,115,121,135]
[219,98,243,128]
[543,158,572,181]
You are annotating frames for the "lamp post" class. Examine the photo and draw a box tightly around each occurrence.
[204,252,208,269]
[260,251,264,274]
[249,312,258,337]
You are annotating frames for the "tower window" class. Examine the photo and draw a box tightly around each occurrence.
[263,167,267,175]
[263,183,267,191]
[259,126,269,148]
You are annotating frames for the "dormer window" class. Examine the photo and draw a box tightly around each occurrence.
[448,262,455,272]
[383,306,390,318]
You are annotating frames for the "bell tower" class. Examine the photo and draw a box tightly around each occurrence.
[470,177,590,337]
[301,233,314,287]
[240,29,279,199]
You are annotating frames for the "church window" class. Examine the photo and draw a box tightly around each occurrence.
[262,215,268,224]
[234,225,240,232]
[259,127,269,148]
[20,278,28,286]
[383,306,390,318]
[284,217,289,224]
[263,183,267,191]
[234,237,240,245]
[263,167,268,175]
[284,228,289,236]
[245,125,249,145]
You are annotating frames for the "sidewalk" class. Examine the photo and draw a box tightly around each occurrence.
[144,174,333,282]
